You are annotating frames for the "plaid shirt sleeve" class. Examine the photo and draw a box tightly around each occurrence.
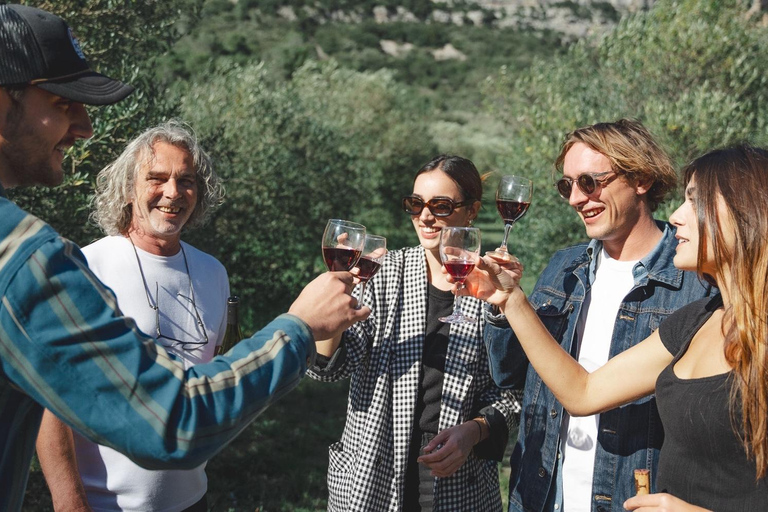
[0,206,314,510]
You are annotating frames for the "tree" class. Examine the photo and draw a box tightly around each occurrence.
[178,60,434,327]
[482,0,768,273]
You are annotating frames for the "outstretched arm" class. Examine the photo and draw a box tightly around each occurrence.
[455,255,673,416]
[2,232,369,470]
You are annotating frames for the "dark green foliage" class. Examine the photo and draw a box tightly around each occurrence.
[179,60,434,328]
[161,9,564,100]
[204,379,350,511]
[483,0,768,274]
[553,1,593,20]
[17,0,768,510]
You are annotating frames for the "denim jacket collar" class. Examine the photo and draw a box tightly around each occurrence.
[572,221,683,290]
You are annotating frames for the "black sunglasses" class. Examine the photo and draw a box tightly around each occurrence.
[555,171,618,200]
[402,195,473,217]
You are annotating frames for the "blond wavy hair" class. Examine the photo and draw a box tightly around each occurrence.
[554,119,676,212]
[90,120,224,236]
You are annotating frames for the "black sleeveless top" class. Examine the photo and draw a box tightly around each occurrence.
[656,294,768,510]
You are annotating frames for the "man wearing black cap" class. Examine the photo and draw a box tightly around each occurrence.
[0,2,134,188]
[0,5,368,511]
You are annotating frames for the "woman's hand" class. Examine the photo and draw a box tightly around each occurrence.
[416,422,479,478]
[446,254,524,308]
[623,493,712,512]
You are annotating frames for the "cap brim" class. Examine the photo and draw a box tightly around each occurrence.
[36,72,134,106]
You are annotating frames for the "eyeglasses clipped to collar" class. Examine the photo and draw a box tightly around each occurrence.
[402,195,473,217]
[555,171,618,200]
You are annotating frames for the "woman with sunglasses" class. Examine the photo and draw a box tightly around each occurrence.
[308,155,520,511]
[459,144,768,510]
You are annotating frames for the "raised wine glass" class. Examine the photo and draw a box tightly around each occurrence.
[356,234,387,303]
[322,219,366,271]
[439,226,481,324]
[486,175,532,260]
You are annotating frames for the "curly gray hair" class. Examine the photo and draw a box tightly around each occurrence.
[90,120,224,236]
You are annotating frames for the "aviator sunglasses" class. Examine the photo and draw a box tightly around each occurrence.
[402,195,473,217]
[556,171,618,200]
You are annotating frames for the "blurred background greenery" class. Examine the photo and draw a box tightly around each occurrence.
[15,0,768,509]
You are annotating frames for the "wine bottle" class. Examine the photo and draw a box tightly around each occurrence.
[217,296,243,355]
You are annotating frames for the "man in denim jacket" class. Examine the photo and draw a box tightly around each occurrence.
[485,119,711,512]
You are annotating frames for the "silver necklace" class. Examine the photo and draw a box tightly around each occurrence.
[129,236,208,348]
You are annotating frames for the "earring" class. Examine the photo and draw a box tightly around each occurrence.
[468,219,475,226]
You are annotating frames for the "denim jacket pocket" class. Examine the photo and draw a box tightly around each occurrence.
[533,297,574,344]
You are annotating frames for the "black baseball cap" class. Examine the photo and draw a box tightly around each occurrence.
[0,4,133,105]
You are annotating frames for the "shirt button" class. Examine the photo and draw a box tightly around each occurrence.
[538,467,546,478]
[554,505,560,510]
[550,408,558,419]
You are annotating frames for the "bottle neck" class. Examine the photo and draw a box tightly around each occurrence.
[227,299,240,325]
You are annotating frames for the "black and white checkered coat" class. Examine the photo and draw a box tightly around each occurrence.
[308,246,519,511]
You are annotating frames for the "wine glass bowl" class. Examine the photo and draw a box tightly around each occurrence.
[439,227,481,324]
[356,234,387,303]
[322,219,366,271]
[487,175,532,259]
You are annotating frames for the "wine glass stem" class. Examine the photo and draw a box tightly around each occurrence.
[357,281,368,309]
[500,223,514,252]
[453,283,464,314]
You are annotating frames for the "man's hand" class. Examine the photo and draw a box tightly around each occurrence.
[416,422,479,478]
[289,272,370,340]
[445,254,524,307]
[623,493,712,512]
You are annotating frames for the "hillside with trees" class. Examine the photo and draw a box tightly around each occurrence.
[16,0,768,509]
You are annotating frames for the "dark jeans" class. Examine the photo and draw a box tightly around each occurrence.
[403,431,435,512]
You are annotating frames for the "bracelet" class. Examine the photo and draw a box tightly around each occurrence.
[473,418,483,443]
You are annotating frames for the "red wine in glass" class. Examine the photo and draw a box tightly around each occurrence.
[487,176,533,260]
[496,200,530,224]
[356,234,387,306]
[444,260,475,284]
[321,219,366,272]
[323,247,363,272]
[439,226,481,324]
[356,257,382,282]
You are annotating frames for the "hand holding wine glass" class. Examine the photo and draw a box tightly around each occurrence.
[322,219,366,271]
[356,234,387,303]
[439,226,481,324]
[454,253,525,308]
[486,175,532,261]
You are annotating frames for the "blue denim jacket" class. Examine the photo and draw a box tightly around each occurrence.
[485,222,711,512]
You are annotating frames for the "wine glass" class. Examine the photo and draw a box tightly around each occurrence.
[356,234,387,303]
[486,175,532,260]
[439,226,481,324]
[322,219,366,271]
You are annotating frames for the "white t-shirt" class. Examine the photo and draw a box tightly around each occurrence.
[73,236,230,512]
[561,248,637,512]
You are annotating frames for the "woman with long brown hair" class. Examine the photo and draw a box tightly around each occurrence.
[459,144,768,510]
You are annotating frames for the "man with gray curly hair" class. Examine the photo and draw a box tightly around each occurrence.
[37,122,231,512]
[0,6,367,511]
